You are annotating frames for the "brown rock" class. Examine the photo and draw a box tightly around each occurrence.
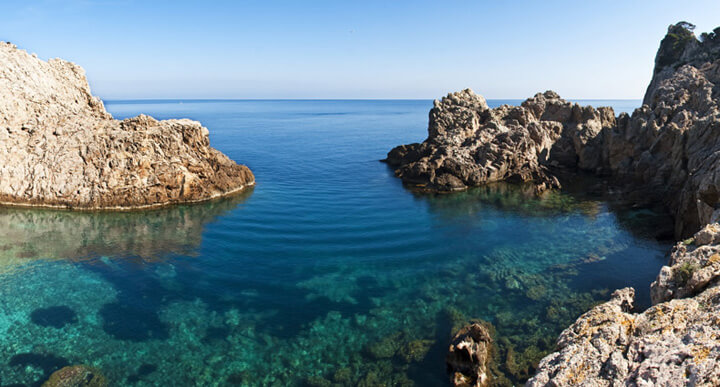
[447,322,493,387]
[42,365,108,387]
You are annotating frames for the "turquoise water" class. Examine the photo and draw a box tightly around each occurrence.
[0,99,670,386]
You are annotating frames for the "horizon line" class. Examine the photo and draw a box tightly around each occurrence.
[102,97,644,102]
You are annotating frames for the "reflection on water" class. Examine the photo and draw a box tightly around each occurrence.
[0,189,253,271]
[0,99,668,386]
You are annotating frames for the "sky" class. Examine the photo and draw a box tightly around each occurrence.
[1,0,719,99]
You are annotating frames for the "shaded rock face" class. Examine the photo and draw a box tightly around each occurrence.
[386,22,720,239]
[446,322,493,387]
[0,42,254,209]
[528,225,720,386]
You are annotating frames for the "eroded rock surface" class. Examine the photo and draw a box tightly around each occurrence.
[386,22,720,238]
[385,89,614,193]
[528,227,720,386]
[432,23,720,386]
[447,322,494,387]
[0,42,254,209]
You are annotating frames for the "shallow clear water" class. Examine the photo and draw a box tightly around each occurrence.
[0,99,671,386]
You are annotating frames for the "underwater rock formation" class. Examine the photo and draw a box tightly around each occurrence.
[42,365,108,387]
[446,322,494,387]
[385,22,720,239]
[0,42,254,209]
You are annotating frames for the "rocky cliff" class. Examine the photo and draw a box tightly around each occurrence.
[385,23,720,239]
[0,42,254,209]
[387,22,720,386]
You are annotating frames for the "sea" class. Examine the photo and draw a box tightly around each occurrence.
[0,99,672,386]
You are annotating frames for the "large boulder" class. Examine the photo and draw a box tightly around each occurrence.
[0,42,254,209]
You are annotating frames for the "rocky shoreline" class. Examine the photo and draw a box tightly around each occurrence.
[385,23,720,385]
[0,42,254,210]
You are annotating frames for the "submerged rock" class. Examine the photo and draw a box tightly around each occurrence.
[42,365,108,387]
[446,322,493,387]
[0,42,254,209]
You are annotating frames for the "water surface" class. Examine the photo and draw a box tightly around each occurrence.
[0,99,670,386]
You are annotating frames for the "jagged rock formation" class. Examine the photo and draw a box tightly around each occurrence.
[527,225,720,386]
[416,23,720,386]
[0,42,254,209]
[446,322,494,387]
[385,22,720,239]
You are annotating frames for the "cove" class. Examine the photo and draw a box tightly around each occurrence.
[0,100,672,385]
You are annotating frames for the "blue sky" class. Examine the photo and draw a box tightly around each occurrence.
[2,0,719,99]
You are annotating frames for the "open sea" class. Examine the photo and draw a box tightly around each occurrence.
[0,99,672,386]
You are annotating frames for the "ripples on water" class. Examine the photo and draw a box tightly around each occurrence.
[0,99,671,386]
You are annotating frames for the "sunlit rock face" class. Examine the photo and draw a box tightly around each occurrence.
[386,22,720,239]
[528,225,720,386]
[0,42,254,209]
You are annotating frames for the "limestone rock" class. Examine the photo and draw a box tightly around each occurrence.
[446,322,493,387]
[385,22,720,239]
[0,42,254,209]
[527,284,720,386]
[384,89,613,193]
[650,223,720,304]
[42,365,108,387]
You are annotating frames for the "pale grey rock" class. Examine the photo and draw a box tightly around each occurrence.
[385,22,720,239]
[429,23,720,386]
[0,41,254,209]
[385,89,614,193]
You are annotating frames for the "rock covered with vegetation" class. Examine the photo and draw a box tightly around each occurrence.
[0,42,254,209]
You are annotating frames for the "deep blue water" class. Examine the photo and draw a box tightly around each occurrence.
[0,99,671,386]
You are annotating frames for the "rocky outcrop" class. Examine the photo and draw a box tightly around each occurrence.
[447,322,494,387]
[385,22,720,239]
[384,89,614,194]
[525,24,720,385]
[424,23,720,385]
[0,42,254,209]
[527,225,720,386]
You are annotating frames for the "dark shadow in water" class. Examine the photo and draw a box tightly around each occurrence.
[100,302,169,342]
[409,174,675,243]
[8,353,69,387]
[0,187,254,265]
[30,306,78,328]
[127,363,158,384]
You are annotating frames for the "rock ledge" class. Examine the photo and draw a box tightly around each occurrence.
[0,42,254,210]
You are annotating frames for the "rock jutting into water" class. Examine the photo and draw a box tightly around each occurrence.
[0,42,254,209]
[383,22,720,385]
[385,22,720,239]
[446,322,494,387]
[527,224,720,386]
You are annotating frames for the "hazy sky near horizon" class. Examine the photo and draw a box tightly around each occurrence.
[2,0,719,99]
